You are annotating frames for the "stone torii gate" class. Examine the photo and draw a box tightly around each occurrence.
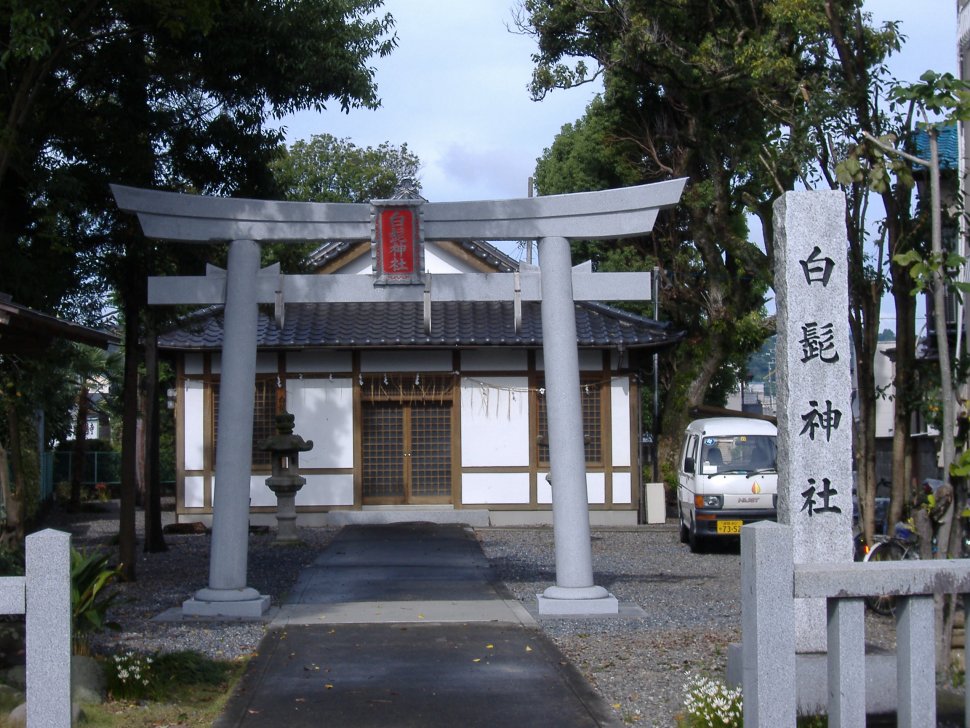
[112,179,686,618]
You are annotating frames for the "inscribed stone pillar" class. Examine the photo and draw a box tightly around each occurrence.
[774,191,853,653]
[184,238,270,617]
[535,236,617,614]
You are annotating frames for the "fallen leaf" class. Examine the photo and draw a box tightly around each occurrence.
[472,658,481,663]
[525,646,532,652]
[485,644,494,650]
[325,684,334,689]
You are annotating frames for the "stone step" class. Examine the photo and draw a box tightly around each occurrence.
[327,508,490,527]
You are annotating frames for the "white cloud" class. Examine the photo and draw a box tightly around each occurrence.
[278,0,954,208]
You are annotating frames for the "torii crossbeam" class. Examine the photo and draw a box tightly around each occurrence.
[112,179,686,617]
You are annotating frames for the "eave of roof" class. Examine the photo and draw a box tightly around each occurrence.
[0,294,119,355]
[158,300,682,352]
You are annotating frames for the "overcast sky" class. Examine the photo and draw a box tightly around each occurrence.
[277,1,960,205]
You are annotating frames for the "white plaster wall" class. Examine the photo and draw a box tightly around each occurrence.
[461,349,527,371]
[211,352,277,374]
[340,255,373,275]
[326,241,475,275]
[184,353,204,375]
[184,476,205,509]
[612,472,632,504]
[287,378,354,469]
[424,244,463,273]
[537,471,606,504]
[462,472,530,504]
[360,351,452,372]
[587,472,606,504]
[611,377,632,467]
[537,472,551,503]
[286,351,352,373]
[249,476,276,507]
[460,377,530,466]
[296,474,354,506]
[536,350,601,371]
[183,380,205,470]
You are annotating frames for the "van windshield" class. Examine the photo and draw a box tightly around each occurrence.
[700,434,776,474]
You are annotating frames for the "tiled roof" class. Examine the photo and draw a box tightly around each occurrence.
[158,300,680,351]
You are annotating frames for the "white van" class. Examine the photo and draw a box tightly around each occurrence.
[677,417,778,552]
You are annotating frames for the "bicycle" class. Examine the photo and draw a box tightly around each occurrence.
[861,527,920,616]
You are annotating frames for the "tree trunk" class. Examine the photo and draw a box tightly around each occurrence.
[70,385,90,510]
[135,395,145,509]
[658,328,728,480]
[143,316,167,553]
[889,273,917,529]
[119,297,140,581]
[848,267,881,545]
[2,402,24,544]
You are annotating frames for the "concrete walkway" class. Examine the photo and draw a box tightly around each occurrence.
[215,523,622,727]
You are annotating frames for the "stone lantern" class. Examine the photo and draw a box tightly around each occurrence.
[259,412,313,543]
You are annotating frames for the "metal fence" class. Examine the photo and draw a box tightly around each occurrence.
[39,451,175,501]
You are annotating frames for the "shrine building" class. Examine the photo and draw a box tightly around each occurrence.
[159,238,681,527]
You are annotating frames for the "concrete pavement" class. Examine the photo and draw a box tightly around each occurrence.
[215,522,622,727]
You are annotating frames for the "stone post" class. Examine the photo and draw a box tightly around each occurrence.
[741,521,796,727]
[183,239,270,617]
[26,529,71,728]
[774,191,853,652]
[536,236,617,615]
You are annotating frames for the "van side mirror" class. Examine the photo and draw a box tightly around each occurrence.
[684,457,695,474]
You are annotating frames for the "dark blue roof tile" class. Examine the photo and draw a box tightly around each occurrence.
[158,300,680,351]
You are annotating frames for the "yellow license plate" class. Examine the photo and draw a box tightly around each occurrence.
[717,520,743,535]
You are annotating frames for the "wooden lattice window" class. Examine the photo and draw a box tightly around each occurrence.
[212,378,278,469]
[361,404,405,498]
[537,380,602,465]
[360,376,453,503]
[409,403,452,498]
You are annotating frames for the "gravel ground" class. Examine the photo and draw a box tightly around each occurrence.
[477,526,745,726]
[42,501,903,726]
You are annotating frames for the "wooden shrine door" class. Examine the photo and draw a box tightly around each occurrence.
[360,378,453,504]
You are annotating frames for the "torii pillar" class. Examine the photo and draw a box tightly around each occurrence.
[112,179,686,617]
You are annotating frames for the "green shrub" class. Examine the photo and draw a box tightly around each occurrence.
[104,650,236,703]
[0,545,24,577]
[70,547,122,654]
[151,651,235,690]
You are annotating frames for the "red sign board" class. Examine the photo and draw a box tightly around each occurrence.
[374,204,423,284]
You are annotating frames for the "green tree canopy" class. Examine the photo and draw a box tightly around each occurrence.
[267,133,421,271]
[521,0,906,490]
[272,133,421,204]
[0,0,398,570]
